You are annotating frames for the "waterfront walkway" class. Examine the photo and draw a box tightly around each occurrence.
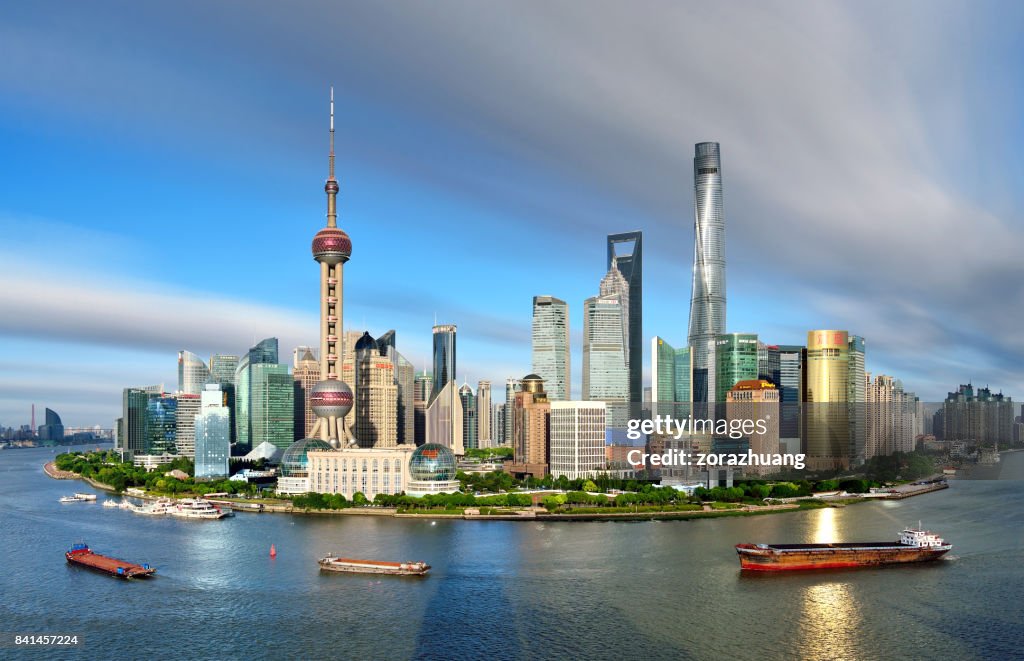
[43,462,79,480]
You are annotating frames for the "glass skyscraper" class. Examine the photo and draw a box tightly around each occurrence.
[430,325,456,407]
[848,335,866,465]
[459,383,478,450]
[249,363,294,450]
[651,336,676,418]
[194,384,230,479]
[427,324,462,453]
[688,142,727,406]
[235,338,285,451]
[714,333,759,403]
[583,265,629,428]
[607,232,642,414]
[532,295,570,401]
[805,330,850,470]
[146,394,178,455]
[120,384,162,453]
[177,350,209,396]
[777,345,804,453]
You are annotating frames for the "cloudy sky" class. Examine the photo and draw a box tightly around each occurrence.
[2,0,1022,427]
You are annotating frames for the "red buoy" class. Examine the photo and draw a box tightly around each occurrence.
[270,544,277,558]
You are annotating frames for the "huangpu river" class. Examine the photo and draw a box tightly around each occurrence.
[2,446,1023,660]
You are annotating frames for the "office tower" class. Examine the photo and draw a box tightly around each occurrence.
[37,408,65,442]
[847,335,866,465]
[426,324,463,453]
[726,380,780,475]
[306,88,355,448]
[120,385,162,453]
[173,393,200,457]
[777,345,804,454]
[804,330,850,471]
[209,354,239,385]
[375,330,415,446]
[248,363,294,450]
[583,264,630,427]
[607,232,642,415]
[414,370,432,445]
[757,343,780,386]
[354,332,398,448]
[688,142,727,406]
[477,380,492,446]
[509,374,550,478]
[549,401,607,480]
[532,296,570,401]
[491,402,506,447]
[504,378,520,445]
[339,330,362,433]
[235,338,280,452]
[194,384,230,479]
[177,350,209,396]
[714,333,759,403]
[651,337,676,418]
[460,383,478,450]
[293,348,320,440]
[146,393,177,455]
[673,346,692,419]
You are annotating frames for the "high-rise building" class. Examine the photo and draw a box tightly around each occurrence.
[504,378,520,445]
[459,383,478,450]
[714,333,759,403]
[491,402,506,447]
[508,374,550,478]
[804,330,850,470]
[37,408,65,442]
[583,263,630,427]
[146,393,178,455]
[549,401,607,480]
[757,343,780,387]
[194,384,230,479]
[477,380,492,446]
[777,345,804,455]
[847,335,866,465]
[250,363,294,450]
[426,324,462,453]
[339,330,362,434]
[414,370,432,445]
[120,384,162,453]
[235,338,281,452]
[293,347,321,440]
[607,232,642,415]
[177,350,209,396]
[942,383,1014,446]
[375,330,415,446]
[688,142,727,407]
[209,354,238,445]
[354,332,398,448]
[173,393,201,457]
[532,296,570,401]
[305,87,355,448]
[673,346,692,420]
[651,337,676,418]
[726,380,780,475]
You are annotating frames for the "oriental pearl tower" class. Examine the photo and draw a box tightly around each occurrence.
[307,88,355,448]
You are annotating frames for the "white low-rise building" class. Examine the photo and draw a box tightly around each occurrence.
[549,401,607,480]
[307,446,416,500]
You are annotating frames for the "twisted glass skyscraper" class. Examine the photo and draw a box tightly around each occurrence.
[688,142,727,404]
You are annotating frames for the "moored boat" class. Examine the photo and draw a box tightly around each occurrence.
[318,555,430,576]
[736,525,952,571]
[73,493,97,501]
[168,498,230,519]
[65,543,156,579]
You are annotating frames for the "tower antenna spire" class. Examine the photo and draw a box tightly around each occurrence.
[329,86,336,181]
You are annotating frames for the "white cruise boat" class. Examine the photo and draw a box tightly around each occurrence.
[169,498,230,520]
[133,497,174,516]
[73,493,97,501]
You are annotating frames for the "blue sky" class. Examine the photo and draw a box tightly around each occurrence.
[2,0,1023,427]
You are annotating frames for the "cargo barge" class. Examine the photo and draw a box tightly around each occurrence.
[736,525,951,571]
[319,555,430,576]
[65,543,156,579]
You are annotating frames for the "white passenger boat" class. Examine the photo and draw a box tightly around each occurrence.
[73,493,97,501]
[168,498,230,520]
[132,497,174,516]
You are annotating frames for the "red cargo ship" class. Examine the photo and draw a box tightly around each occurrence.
[736,525,951,571]
[65,543,156,579]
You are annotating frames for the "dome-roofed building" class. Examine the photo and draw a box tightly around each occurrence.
[277,437,332,495]
[405,443,461,497]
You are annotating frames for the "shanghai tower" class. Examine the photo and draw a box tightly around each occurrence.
[687,142,726,404]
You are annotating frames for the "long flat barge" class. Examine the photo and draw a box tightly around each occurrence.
[65,543,156,579]
[319,555,430,576]
[736,526,951,571]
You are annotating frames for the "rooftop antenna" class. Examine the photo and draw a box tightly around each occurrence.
[329,86,335,181]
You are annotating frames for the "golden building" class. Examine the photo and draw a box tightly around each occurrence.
[804,330,849,471]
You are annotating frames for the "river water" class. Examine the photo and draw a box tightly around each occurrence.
[2,446,1022,660]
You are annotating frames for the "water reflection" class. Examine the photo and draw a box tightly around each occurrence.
[798,581,863,660]
[813,507,836,543]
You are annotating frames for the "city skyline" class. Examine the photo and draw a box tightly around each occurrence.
[3,2,1024,427]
